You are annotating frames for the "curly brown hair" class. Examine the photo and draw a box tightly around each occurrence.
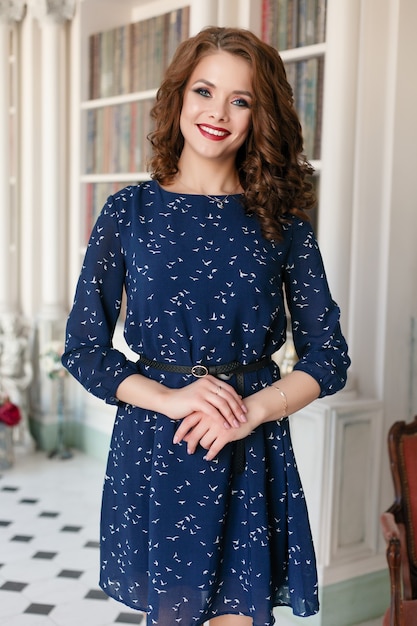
[148,26,316,241]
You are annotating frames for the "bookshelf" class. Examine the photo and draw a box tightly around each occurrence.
[261,0,326,165]
[79,2,191,247]
[261,0,327,232]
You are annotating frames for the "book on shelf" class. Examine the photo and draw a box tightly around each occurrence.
[313,56,324,159]
[285,56,324,160]
[261,0,327,50]
[295,57,318,159]
[88,6,190,100]
[85,98,155,175]
[261,0,326,160]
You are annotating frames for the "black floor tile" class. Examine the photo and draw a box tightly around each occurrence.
[115,612,144,624]
[24,603,54,615]
[58,569,84,579]
[32,551,57,560]
[1,486,19,492]
[39,511,60,518]
[0,520,12,526]
[11,535,33,542]
[1,581,28,592]
[85,540,100,548]
[61,525,83,532]
[85,588,108,600]
[19,498,38,504]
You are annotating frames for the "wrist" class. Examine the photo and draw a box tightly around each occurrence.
[270,384,288,419]
[153,384,175,418]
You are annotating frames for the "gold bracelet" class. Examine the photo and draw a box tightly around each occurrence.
[271,384,288,419]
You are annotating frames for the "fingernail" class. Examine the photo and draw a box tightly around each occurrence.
[233,420,239,428]
[241,404,248,413]
[224,422,230,429]
[173,436,178,444]
[239,414,247,422]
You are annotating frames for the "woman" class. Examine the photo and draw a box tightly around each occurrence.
[63,27,350,626]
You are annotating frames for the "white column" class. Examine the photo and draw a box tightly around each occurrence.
[26,0,76,436]
[189,0,217,34]
[29,0,76,321]
[67,0,81,305]
[218,0,262,33]
[19,7,37,317]
[0,18,11,314]
[0,2,25,314]
[317,0,361,330]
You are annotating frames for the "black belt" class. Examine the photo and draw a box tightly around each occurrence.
[138,355,272,473]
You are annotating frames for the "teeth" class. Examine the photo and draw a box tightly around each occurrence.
[200,125,228,137]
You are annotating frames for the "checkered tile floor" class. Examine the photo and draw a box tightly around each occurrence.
[0,449,144,625]
[0,449,384,626]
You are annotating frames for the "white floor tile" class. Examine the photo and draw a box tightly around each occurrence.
[0,589,27,620]
[0,616,57,626]
[50,598,123,626]
[0,451,147,626]
[22,577,91,605]
[0,558,61,583]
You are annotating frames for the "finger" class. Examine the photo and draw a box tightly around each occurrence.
[203,436,227,462]
[209,389,247,427]
[186,388,241,429]
[213,385,240,429]
[183,423,210,454]
[198,430,218,451]
[205,376,247,416]
[173,414,200,444]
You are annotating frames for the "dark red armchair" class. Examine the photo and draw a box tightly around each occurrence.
[381,416,417,625]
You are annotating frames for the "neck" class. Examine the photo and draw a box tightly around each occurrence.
[174,155,241,195]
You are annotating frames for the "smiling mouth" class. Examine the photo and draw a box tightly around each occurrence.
[198,124,230,139]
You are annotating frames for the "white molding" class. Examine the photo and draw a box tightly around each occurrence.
[320,554,387,587]
[81,89,157,109]
[290,396,384,582]
[131,0,191,23]
[80,172,149,183]
[28,0,76,24]
[280,42,326,62]
[0,0,26,22]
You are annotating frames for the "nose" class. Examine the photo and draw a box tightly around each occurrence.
[208,99,228,122]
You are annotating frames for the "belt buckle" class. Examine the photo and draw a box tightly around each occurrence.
[191,365,209,378]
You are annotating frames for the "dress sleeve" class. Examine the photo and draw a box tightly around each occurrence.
[61,196,138,404]
[283,218,350,397]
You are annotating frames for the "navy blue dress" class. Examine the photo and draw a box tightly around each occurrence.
[63,180,350,626]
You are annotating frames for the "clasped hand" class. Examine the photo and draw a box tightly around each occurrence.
[166,375,249,460]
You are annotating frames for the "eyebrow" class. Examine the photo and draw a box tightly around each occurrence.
[191,78,253,99]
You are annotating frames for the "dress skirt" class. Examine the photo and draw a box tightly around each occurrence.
[99,366,319,626]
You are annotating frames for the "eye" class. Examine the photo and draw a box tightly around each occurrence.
[232,97,251,108]
[193,87,211,98]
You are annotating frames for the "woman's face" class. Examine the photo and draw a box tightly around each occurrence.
[179,50,253,166]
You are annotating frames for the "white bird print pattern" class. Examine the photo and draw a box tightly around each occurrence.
[62,180,349,626]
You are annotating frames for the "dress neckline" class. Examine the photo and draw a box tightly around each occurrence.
[155,180,243,199]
